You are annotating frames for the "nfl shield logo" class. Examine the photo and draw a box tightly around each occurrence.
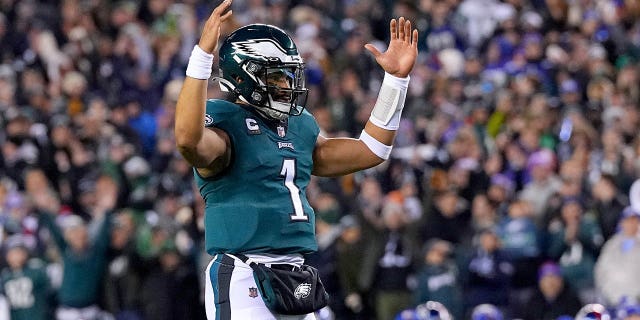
[249,287,259,298]
[277,125,286,138]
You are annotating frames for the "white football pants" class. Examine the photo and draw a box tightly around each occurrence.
[204,254,316,320]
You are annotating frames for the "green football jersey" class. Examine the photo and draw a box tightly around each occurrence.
[195,99,320,255]
[0,260,51,320]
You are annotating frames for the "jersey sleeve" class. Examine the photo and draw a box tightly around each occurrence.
[204,99,240,128]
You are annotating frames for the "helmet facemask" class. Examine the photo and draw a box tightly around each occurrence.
[218,58,308,121]
[239,59,308,121]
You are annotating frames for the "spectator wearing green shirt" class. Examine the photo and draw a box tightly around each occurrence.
[31,175,117,320]
[0,235,51,320]
[546,198,603,303]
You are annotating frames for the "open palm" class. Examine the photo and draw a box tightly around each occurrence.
[365,17,419,78]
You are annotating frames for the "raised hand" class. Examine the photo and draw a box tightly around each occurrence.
[94,175,119,213]
[31,190,61,214]
[198,0,233,54]
[364,17,418,78]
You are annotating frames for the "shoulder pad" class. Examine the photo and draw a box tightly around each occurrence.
[204,99,241,127]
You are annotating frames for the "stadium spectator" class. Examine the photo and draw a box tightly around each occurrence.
[463,227,512,313]
[595,206,640,306]
[33,175,117,320]
[420,188,471,245]
[103,211,145,320]
[590,174,629,239]
[513,261,582,320]
[497,199,542,304]
[518,149,562,224]
[360,193,418,320]
[413,239,463,319]
[469,193,500,234]
[544,159,588,226]
[1,0,640,318]
[140,241,201,320]
[306,205,343,316]
[335,215,367,320]
[0,235,51,320]
[545,197,603,302]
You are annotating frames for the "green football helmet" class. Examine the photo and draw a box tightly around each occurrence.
[218,24,308,121]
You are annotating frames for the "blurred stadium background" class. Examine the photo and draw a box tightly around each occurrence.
[1,0,640,319]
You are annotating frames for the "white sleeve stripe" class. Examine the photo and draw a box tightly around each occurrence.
[359,129,392,160]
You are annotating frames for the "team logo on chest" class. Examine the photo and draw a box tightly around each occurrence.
[248,287,259,298]
[278,142,294,150]
[245,118,261,134]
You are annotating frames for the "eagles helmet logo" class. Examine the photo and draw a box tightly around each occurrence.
[294,283,312,299]
[231,39,301,63]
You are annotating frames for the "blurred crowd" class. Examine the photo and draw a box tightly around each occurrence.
[1,0,640,319]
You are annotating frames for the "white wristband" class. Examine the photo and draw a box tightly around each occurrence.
[369,72,410,130]
[186,45,214,80]
[359,129,392,160]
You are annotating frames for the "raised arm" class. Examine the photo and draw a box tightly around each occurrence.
[312,123,397,177]
[31,191,68,251]
[313,17,418,177]
[92,175,119,252]
[175,0,233,176]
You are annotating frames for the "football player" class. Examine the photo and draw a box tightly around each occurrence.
[174,0,418,319]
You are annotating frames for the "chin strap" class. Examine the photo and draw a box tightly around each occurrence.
[213,77,242,98]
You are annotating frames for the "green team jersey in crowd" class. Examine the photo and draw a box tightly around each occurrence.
[0,259,50,320]
[39,212,112,308]
[194,99,320,255]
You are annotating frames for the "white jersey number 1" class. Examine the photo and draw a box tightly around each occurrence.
[280,158,308,221]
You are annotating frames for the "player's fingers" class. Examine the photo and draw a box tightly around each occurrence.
[364,43,382,58]
[390,19,397,40]
[211,0,232,18]
[411,29,419,48]
[404,20,411,43]
[398,17,405,40]
[220,9,233,22]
